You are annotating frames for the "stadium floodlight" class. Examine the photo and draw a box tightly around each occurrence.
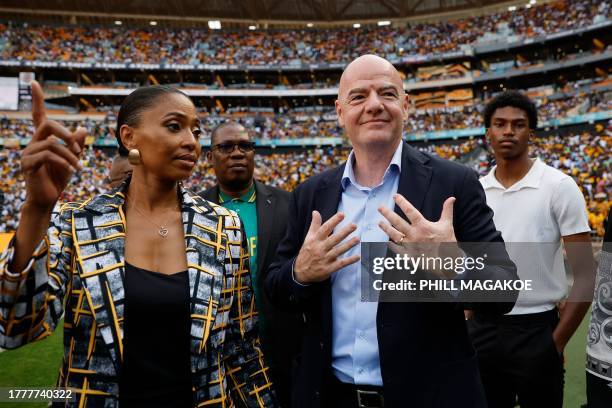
[208,20,221,29]
[353,23,361,28]
[149,21,158,26]
[508,6,517,11]
[526,3,532,8]
[377,21,391,26]
[248,25,256,30]
[529,0,536,4]
[114,20,122,25]
[307,23,314,27]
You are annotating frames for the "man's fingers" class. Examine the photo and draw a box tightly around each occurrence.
[306,210,323,237]
[378,221,405,244]
[378,206,411,237]
[440,197,455,223]
[327,236,360,260]
[387,241,405,255]
[330,255,360,274]
[31,81,47,129]
[393,194,422,225]
[323,223,356,251]
[316,212,345,240]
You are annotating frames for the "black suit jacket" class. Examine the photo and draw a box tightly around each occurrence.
[201,180,299,406]
[265,142,518,408]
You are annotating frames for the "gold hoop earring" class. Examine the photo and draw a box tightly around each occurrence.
[128,149,141,165]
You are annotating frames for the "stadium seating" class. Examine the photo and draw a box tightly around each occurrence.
[0,0,607,65]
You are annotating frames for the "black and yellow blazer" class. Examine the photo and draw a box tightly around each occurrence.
[0,185,277,407]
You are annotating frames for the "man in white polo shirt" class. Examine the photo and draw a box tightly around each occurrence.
[468,90,595,408]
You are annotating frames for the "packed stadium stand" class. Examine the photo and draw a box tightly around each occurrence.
[0,0,610,238]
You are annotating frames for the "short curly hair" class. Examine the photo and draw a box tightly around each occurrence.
[483,90,537,130]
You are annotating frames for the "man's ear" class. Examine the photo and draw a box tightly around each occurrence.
[335,99,344,128]
[119,124,135,150]
[402,93,409,121]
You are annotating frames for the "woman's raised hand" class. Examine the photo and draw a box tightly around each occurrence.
[20,81,87,209]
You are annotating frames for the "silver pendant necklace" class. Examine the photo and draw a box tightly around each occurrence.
[126,196,175,238]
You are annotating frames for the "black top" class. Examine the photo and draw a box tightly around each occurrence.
[119,262,192,407]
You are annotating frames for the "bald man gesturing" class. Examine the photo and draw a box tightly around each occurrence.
[265,55,517,408]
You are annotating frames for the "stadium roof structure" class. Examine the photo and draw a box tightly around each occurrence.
[0,0,528,25]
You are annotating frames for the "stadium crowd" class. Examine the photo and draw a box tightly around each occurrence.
[0,130,609,235]
[406,91,611,133]
[0,0,607,66]
[1,90,609,142]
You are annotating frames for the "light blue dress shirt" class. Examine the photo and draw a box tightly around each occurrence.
[331,141,402,386]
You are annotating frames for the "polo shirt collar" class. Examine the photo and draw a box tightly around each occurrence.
[341,140,403,190]
[219,182,257,203]
[481,158,544,192]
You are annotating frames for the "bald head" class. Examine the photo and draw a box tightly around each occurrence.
[338,54,404,100]
[335,54,409,151]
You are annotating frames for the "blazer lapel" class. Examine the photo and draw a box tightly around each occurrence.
[315,165,345,223]
[74,189,128,373]
[179,189,225,355]
[200,185,220,204]
[314,165,345,346]
[395,142,432,220]
[255,181,275,283]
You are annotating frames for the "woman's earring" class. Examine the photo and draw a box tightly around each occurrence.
[128,149,141,165]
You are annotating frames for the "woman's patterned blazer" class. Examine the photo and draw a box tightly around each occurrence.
[0,184,277,407]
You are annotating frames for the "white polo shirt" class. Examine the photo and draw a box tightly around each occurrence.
[480,158,590,315]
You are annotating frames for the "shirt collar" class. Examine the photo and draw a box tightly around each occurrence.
[481,158,544,191]
[341,140,403,190]
[219,182,257,203]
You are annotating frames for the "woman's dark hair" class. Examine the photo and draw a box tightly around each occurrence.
[115,85,191,155]
[483,90,538,130]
